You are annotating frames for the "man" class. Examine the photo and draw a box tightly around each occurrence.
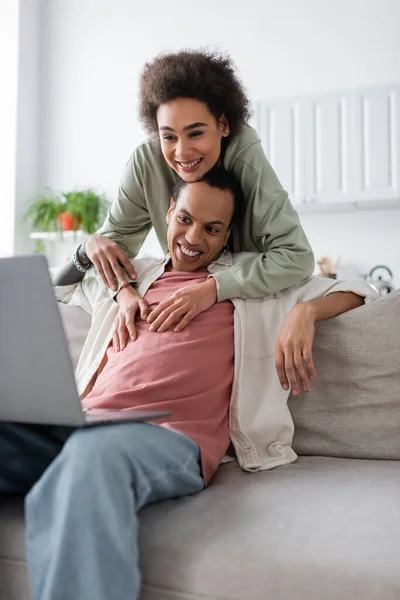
[1,169,376,600]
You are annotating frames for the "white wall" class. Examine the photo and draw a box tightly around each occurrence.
[14,0,41,255]
[0,0,19,257]
[30,0,400,283]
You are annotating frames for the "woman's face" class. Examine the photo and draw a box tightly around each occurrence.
[157,98,230,182]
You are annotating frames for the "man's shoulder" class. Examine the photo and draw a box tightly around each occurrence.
[132,257,165,281]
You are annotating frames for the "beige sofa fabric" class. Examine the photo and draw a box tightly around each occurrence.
[290,290,400,460]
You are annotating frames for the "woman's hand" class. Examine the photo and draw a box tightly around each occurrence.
[275,303,317,396]
[147,278,218,333]
[85,235,136,291]
[113,286,150,351]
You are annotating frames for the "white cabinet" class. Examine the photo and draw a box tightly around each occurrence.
[254,98,305,206]
[304,91,353,206]
[352,84,400,205]
[254,83,400,212]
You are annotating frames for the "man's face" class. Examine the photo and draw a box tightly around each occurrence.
[166,181,234,272]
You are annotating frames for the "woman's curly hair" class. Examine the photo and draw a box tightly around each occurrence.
[139,49,251,141]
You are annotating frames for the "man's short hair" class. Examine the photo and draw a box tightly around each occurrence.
[171,168,244,228]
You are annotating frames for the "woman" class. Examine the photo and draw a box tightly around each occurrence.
[71,49,315,335]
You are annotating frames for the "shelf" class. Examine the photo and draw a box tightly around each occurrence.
[29,230,85,241]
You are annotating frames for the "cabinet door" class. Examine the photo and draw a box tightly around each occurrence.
[254,98,306,206]
[304,92,354,205]
[353,84,400,203]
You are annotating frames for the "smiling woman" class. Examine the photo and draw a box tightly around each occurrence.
[157,99,230,181]
[61,48,314,334]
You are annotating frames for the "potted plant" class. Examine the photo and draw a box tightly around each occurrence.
[25,188,110,234]
[62,189,110,234]
[24,191,63,232]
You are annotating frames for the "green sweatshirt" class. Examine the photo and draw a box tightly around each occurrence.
[97,124,315,301]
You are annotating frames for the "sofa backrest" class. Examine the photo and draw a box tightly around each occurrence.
[58,290,400,461]
[289,289,400,460]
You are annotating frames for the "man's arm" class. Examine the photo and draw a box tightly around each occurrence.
[52,260,85,287]
[302,291,364,321]
[275,292,364,396]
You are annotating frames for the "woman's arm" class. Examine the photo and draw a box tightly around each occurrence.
[84,143,178,290]
[216,125,315,301]
[275,291,364,396]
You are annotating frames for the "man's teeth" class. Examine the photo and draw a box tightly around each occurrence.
[179,159,201,168]
[180,245,200,257]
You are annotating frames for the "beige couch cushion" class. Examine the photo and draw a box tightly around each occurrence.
[289,290,400,460]
[57,291,400,462]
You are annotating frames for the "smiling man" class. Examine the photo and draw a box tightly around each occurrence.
[81,168,241,487]
[9,168,376,600]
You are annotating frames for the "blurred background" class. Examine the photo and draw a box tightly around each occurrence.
[1,0,399,291]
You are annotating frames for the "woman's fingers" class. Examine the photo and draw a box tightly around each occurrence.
[92,257,109,289]
[85,235,136,289]
[99,258,118,290]
[116,251,136,281]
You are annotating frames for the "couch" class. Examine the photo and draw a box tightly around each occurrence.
[1,289,399,600]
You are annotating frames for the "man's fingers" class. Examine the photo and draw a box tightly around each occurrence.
[303,350,316,381]
[117,320,128,350]
[284,354,300,396]
[275,349,289,390]
[294,350,309,392]
[126,318,137,342]
[112,331,119,352]
[139,300,150,321]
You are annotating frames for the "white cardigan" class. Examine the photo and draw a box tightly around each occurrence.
[55,252,378,472]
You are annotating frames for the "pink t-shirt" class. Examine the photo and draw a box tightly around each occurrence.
[82,270,234,485]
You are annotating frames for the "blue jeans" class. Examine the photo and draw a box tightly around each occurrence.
[0,421,204,600]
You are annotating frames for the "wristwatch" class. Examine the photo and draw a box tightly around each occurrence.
[72,243,92,273]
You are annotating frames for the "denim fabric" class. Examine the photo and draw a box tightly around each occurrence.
[0,421,204,600]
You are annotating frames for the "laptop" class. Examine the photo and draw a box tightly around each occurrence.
[0,255,171,427]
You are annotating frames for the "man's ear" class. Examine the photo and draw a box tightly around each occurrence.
[219,115,230,137]
[224,227,231,247]
[166,198,175,224]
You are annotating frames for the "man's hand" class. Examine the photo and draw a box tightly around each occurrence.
[147,278,218,333]
[113,286,150,351]
[85,235,136,291]
[275,303,317,396]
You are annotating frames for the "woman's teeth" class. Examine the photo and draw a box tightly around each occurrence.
[179,159,201,168]
[180,245,200,257]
